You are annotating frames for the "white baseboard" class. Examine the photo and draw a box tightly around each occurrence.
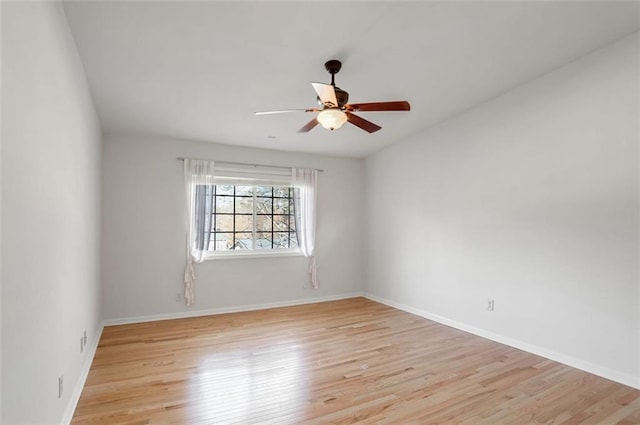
[60,323,105,425]
[365,293,640,390]
[62,290,636,425]
[103,292,365,326]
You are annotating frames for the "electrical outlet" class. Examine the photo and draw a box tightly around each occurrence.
[58,376,64,398]
[175,292,183,302]
[80,337,84,353]
[83,330,87,346]
[487,299,495,311]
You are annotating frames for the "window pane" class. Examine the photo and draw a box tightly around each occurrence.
[273,198,289,214]
[273,187,290,198]
[204,184,298,254]
[256,232,272,250]
[235,215,253,232]
[273,215,292,232]
[215,214,233,232]
[216,196,233,213]
[235,197,253,214]
[289,233,298,249]
[255,186,272,197]
[256,197,272,214]
[216,185,234,196]
[256,215,272,232]
[235,185,253,196]
[274,232,293,248]
[233,233,253,250]
[214,233,234,251]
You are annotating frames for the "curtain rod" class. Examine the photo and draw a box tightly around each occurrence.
[176,157,324,172]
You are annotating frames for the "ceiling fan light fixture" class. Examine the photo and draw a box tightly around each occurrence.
[257,60,410,134]
[317,109,347,130]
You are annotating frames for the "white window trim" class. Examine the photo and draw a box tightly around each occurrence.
[204,248,301,261]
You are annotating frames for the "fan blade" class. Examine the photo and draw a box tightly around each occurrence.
[346,101,410,112]
[346,112,382,133]
[311,82,338,107]
[255,108,319,115]
[298,118,319,133]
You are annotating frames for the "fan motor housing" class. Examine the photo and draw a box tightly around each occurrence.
[334,87,349,108]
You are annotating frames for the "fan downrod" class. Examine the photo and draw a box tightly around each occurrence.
[324,59,342,87]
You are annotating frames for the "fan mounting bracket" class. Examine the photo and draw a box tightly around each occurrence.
[324,59,342,87]
[324,60,342,76]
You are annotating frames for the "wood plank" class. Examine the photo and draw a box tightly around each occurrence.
[71,298,640,424]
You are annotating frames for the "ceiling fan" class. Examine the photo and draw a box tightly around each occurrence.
[255,60,410,133]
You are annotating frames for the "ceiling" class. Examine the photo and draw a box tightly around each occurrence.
[63,1,639,158]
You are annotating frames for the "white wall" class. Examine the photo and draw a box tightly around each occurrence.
[365,33,639,387]
[102,135,364,321]
[0,2,4,419]
[1,2,102,424]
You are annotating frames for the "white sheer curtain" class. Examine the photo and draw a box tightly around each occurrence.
[293,168,318,288]
[184,159,215,306]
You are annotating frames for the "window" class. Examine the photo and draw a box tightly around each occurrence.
[199,184,298,255]
[187,162,300,259]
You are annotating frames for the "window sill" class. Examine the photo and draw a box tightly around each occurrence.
[204,249,302,261]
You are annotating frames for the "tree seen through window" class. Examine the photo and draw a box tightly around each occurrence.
[201,184,298,252]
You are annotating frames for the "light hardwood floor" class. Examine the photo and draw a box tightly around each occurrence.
[72,298,640,424]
